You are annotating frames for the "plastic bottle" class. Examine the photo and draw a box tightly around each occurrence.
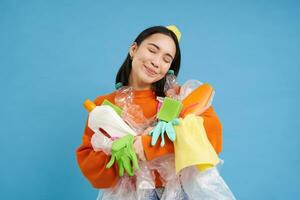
[164,70,180,99]
[83,99,137,154]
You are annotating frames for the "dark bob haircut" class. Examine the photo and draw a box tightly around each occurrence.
[115,26,181,97]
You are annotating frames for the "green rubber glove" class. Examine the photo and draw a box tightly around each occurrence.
[149,118,180,146]
[106,134,139,176]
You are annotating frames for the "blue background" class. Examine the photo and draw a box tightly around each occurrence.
[1,0,299,199]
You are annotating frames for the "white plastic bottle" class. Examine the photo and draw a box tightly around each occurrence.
[83,99,137,154]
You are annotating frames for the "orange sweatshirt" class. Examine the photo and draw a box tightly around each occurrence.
[76,89,222,188]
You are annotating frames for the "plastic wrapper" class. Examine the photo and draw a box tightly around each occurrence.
[98,175,137,200]
[136,161,156,200]
[180,165,236,200]
[149,155,188,200]
[115,86,155,135]
[114,86,134,107]
[147,155,236,200]
[98,160,156,200]
[91,131,112,155]
[178,79,203,100]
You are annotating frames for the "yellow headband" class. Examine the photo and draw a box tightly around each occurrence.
[166,25,181,42]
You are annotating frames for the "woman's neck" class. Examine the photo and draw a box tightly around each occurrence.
[128,74,152,91]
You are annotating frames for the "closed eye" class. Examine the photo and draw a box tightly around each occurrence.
[148,48,156,53]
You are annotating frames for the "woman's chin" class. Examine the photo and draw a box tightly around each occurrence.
[141,73,157,84]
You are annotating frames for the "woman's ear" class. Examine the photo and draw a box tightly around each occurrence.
[129,42,138,58]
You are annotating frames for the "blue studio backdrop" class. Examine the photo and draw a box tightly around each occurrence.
[0,1,299,199]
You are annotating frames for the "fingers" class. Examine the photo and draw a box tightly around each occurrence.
[160,122,166,146]
[118,160,124,177]
[150,119,179,147]
[151,122,163,146]
[106,154,115,168]
[166,122,176,142]
[122,156,134,176]
[130,152,139,171]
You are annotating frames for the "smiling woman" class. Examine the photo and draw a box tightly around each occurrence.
[128,33,177,90]
[76,25,223,200]
[116,26,181,97]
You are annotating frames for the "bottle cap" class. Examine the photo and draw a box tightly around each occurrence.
[83,99,96,113]
[167,69,175,75]
[115,82,123,90]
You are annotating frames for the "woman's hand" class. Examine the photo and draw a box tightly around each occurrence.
[133,136,146,161]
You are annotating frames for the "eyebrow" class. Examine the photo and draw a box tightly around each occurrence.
[147,43,174,60]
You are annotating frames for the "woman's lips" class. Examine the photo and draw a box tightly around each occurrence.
[144,65,157,77]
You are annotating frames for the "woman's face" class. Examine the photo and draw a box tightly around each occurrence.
[129,33,176,89]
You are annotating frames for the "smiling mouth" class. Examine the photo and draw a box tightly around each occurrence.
[144,65,157,76]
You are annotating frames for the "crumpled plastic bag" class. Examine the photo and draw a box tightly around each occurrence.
[148,154,236,200]
[98,175,136,200]
[115,86,155,135]
[180,165,236,200]
[178,79,203,100]
[98,160,156,200]
[149,155,188,200]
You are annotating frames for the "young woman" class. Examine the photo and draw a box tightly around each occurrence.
[76,25,222,199]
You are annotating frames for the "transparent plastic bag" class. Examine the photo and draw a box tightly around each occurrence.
[122,104,150,135]
[114,86,154,135]
[114,86,134,108]
[178,79,203,101]
[180,164,236,200]
[136,161,156,200]
[146,155,235,200]
[136,161,155,190]
[98,160,156,200]
[99,175,136,200]
[91,131,112,155]
[149,154,187,200]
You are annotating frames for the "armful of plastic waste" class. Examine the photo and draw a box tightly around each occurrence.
[149,97,182,147]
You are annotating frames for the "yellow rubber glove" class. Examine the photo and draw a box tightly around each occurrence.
[174,114,219,173]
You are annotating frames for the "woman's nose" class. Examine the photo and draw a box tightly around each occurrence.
[151,56,160,68]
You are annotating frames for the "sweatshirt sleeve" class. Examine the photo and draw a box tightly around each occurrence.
[141,106,222,160]
[201,106,223,153]
[76,96,119,188]
[141,134,175,161]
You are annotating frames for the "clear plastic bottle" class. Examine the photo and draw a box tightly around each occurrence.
[164,70,180,99]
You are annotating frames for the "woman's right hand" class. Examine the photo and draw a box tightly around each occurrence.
[133,136,146,161]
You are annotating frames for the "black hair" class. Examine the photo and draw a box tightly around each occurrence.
[115,26,181,97]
